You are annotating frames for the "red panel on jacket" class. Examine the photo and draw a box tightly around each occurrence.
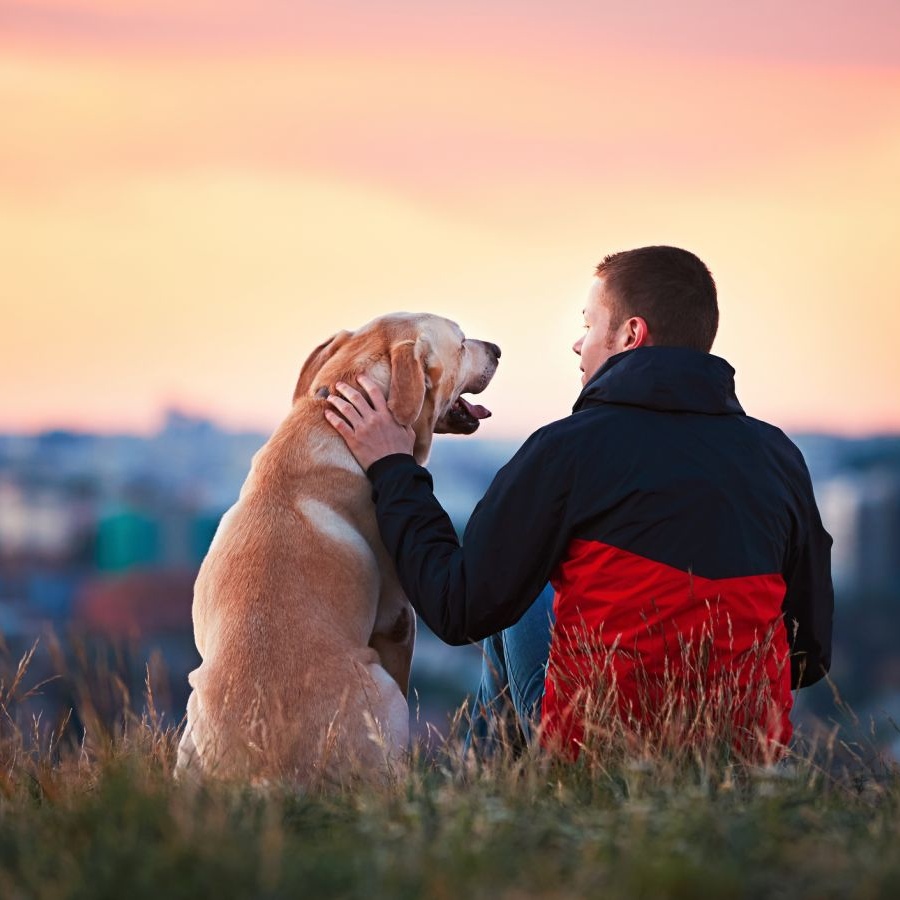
[542,540,793,759]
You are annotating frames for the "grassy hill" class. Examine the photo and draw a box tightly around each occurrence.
[0,643,897,899]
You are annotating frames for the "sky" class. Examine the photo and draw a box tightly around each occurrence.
[2,1,899,439]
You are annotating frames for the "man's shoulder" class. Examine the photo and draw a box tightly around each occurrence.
[497,414,595,479]
[513,417,573,459]
[521,404,810,468]
[742,414,807,461]
[518,403,657,460]
[737,415,816,495]
[520,406,611,449]
[535,402,626,435]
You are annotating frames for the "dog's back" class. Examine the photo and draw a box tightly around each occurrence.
[177,401,409,785]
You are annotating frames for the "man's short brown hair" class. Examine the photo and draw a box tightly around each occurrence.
[596,246,718,352]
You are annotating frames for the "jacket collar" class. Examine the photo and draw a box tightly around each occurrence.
[572,346,745,416]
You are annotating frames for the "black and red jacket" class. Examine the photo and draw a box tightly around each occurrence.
[367,347,834,750]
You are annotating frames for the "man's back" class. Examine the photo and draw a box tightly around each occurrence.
[534,347,833,753]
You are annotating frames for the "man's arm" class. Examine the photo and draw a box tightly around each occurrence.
[366,435,573,644]
[782,453,834,689]
[325,378,573,644]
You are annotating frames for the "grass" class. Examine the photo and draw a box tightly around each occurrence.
[0,638,898,899]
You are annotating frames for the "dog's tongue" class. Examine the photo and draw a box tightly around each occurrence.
[459,396,491,419]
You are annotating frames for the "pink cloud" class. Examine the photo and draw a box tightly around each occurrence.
[4,1,900,67]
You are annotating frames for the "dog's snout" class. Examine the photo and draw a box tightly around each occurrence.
[486,342,501,360]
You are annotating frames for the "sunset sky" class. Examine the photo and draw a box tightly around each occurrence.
[2,1,899,439]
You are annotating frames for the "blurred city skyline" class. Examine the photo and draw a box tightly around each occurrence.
[3,1,899,440]
[1,410,898,749]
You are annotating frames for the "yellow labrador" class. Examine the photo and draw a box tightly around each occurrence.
[176,313,500,786]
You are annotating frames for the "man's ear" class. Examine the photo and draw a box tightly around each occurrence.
[293,330,352,402]
[387,339,426,426]
[624,316,650,350]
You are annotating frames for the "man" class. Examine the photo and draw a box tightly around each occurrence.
[324,246,833,758]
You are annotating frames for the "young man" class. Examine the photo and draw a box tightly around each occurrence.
[325,246,834,757]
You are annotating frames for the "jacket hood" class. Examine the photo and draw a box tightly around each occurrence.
[572,346,745,416]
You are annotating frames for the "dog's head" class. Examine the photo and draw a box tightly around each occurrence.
[294,313,500,462]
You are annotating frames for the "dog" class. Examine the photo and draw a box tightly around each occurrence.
[175,313,500,786]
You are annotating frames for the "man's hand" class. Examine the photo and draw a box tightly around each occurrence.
[324,375,415,471]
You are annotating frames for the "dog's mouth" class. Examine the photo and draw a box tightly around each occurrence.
[435,394,492,435]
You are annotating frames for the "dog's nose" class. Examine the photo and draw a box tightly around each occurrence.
[487,342,501,360]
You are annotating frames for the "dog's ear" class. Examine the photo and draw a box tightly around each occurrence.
[293,330,352,402]
[387,339,427,426]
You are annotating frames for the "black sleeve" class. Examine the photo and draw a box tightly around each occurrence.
[782,456,834,689]
[366,432,574,645]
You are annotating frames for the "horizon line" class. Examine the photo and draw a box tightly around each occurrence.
[1,408,899,443]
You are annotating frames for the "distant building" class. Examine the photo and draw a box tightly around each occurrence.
[0,480,81,560]
[817,467,900,596]
[74,568,196,638]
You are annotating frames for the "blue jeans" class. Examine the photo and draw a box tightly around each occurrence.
[466,583,556,755]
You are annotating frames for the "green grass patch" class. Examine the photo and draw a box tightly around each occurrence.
[0,641,897,899]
